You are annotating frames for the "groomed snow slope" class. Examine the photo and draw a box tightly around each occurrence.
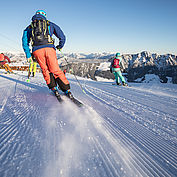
[0,70,177,177]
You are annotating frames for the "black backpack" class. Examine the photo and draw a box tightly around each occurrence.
[30,19,54,46]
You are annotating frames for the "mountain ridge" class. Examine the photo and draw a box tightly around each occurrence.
[2,51,177,84]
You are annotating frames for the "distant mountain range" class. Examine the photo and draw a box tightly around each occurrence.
[3,51,177,84]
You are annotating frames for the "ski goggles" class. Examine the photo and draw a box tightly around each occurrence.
[36,11,46,17]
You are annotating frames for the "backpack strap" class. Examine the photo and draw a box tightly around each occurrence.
[47,20,51,35]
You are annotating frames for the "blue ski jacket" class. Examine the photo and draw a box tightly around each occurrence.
[22,14,66,59]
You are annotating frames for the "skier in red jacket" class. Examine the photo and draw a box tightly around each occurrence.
[110,52,128,86]
[0,53,13,74]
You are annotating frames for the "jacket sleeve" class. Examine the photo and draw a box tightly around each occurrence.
[119,58,125,70]
[50,22,66,49]
[22,26,32,58]
[4,56,11,63]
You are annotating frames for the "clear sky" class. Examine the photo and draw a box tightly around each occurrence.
[0,0,177,55]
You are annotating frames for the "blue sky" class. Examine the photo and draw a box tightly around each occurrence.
[0,0,177,55]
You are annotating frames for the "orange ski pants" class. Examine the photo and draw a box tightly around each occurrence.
[33,47,69,88]
[4,64,13,73]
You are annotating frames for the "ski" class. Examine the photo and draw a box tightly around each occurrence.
[112,83,131,87]
[112,83,121,86]
[69,97,83,107]
[53,91,83,107]
[0,72,11,75]
[64,95,84,107]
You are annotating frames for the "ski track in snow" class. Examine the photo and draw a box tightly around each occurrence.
[0,71,177,177]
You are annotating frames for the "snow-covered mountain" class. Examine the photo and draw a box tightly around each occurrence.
[122,51,177,69]
[4,51,177,63]
[0,70,177,177]
[2,51,177,84]
[123,51,177,84]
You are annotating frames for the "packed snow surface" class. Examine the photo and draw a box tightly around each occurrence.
[0,70,177,177]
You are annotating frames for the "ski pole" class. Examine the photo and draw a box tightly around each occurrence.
[58,48,86,94]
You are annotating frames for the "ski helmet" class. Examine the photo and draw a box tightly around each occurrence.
[35,10,47,17]
[116,52,120,57]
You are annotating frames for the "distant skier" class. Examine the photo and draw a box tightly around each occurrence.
[0,53,13,74]
[22,10,73,100]
[110,52,128,86]
[28,55,37,78]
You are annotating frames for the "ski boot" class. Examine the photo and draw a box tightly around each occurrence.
[6,71,11,74]
[116,82,122,86]
[65,90,74,100]
[28,72,31,78]
[51,86,62,102]
[122,82,128,86]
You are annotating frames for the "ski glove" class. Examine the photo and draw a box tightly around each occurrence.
[56,45,62,51]
[27,57,33,63]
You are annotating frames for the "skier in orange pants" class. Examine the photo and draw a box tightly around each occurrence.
[0,53,13,74]
[22,10,73,99]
